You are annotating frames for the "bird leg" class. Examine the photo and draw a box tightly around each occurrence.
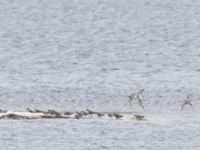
[138,100,144,109]
[181,103,186,111]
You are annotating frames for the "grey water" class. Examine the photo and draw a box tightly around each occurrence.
[0,0,200,149]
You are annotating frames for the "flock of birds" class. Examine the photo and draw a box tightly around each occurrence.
[0,108,125,120]
[128,89,193,111]
[25,108,144,120]
[0,89,193,120]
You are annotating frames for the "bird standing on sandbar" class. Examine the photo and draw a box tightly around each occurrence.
[181,93,193,111]
[128,89,145,109]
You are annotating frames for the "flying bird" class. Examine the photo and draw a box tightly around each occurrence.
[128,89,145,109]
[181,93,193,111]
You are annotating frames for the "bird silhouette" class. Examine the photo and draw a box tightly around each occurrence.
[181,93,193,111]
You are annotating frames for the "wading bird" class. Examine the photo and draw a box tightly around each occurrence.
[134,114,144,121]
[181,93,193,111]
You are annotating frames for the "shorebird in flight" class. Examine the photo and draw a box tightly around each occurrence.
[128,89,145,109]
[128,93,137,106]
[181,93,193,111]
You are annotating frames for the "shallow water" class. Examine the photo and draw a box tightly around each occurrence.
[1,114,200,150]
[0,0,200,149]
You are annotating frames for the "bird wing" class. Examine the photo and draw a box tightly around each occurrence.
[139,89,144,94]
[138,94,144,100]
[181,103,186,111]
[130,93,137,100]
[187,93,193,102]
[138,100,144,109]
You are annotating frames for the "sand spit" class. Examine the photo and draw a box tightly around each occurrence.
[0,109,199,122]
[0,109,144,120]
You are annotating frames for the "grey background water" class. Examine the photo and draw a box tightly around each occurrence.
[0,0,200,149]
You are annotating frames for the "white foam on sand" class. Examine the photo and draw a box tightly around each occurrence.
[0,111,45,119]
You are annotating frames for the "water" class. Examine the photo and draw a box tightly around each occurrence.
[0,0,200,149]
[1,116,200,150]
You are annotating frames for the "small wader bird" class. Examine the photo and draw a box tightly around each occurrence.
[181,93,193,111]
[128,89,144,109]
